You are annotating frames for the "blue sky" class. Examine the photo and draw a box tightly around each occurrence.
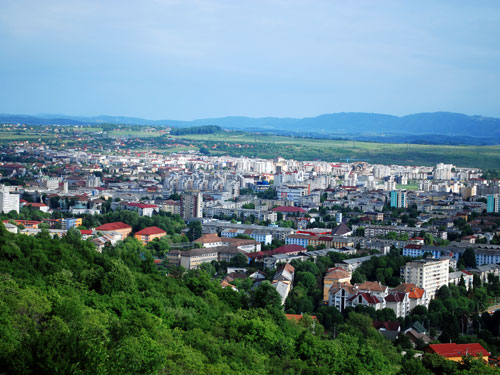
[1,0,499,120]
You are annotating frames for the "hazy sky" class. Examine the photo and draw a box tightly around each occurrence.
[1,0,500,120]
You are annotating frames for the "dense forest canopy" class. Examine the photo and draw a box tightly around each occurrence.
[0,224,498,374]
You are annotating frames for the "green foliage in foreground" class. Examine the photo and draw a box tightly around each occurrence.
[0,224,496,374]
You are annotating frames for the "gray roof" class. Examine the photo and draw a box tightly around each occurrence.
[341,253,384,265]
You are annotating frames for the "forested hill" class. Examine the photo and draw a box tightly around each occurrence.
[2,111,500,138]
[0,224,496,374]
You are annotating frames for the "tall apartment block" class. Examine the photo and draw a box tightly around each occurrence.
[400,258,449,300]
[487,194,499,213]
[181,191,203,220]
[0,185,20,214]
[390,190,407,208]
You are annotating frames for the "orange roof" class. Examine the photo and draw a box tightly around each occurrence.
[392,283,425,299]
[283,263,295,273]
[135,226,166,236]
[285,314,318,321]
[24,202,48,207]
[325,268,351,280]
[194,233,222,243]
[356,281,387,292]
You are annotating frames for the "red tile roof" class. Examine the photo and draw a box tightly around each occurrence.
[373,320,400,331]
[427,343,489,358]
[96,222,131,231]
[348,292,381,305]
[247,244,305,259]
[392,283,425,299]
[80,230,92,235]
[272,206,306,213]
[126,202,158,209]
[24,202,48,207]
[385,292,406,303]
[404,244,423,249]
[135,226,166,236]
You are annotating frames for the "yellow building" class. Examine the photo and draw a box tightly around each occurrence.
[134,226,166,245]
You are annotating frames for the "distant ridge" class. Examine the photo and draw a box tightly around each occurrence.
[1,111,500,138]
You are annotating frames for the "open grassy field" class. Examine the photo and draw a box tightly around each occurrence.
[175,131,500,169]
[108,130,164,138]
[0,131,50,140]
[397,183,419,191]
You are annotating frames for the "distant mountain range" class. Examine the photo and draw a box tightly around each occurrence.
[2,111,500,143]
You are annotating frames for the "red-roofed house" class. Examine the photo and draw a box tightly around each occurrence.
[134,226,166,244]
[425,343,489,362]
[385,292,410,318]
[373,320,401,341]
[95,222,132,239]
[80,229,93,239]
[348,292,385,310]
[23,202,50,213]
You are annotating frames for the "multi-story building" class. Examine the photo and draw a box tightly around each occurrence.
[363,225,444,240]
[95,222,132,240]
[402,243,500,267]
[167,246,246,270]
[0,185,19,214]
[134,226,166,245]
[202,220,294,241]
[487,194,499,213]
[433,163,454,181]
[390,190,407,208]
[400,258,449,300]
[221,227,272,245]
[181,191,203,220]
[448,270,474,290]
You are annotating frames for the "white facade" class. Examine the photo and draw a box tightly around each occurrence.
[0,186,19,213]
[401,258,449,300]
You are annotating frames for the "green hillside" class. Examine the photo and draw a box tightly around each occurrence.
[1,223,498,374]
[176,131,500,169]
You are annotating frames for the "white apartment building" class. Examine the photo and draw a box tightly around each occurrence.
[401,258,449,300]
[0,185,19,213]
[434,163,454,180]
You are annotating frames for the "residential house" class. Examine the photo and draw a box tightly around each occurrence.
[323,267,352,303]
[373,321,401,341]
[391,283,428,309]
[272,263,295,305]
[425,343,489,363]
[385,292,410,318]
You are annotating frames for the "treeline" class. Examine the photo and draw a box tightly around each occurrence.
[170,125,221,135]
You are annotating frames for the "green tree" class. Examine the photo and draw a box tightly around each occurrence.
[458,248,477,268]
[249,281,282,310]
